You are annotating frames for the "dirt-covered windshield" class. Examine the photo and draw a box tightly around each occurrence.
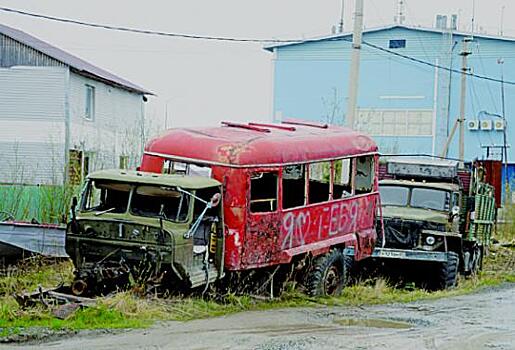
[380,185,450,211]
[82,180,131,214]
[379,186,409,206]
[130,186,190,222]
[410,188,450,211]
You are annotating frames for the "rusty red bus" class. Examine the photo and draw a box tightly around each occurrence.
[140,120,380,295]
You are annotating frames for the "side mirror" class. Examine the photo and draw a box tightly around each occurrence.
[210,193,221,208]
[450,206,460,221]
[71,196,78,210]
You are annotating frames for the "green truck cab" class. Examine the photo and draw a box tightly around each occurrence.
[66,170,223,296]
[369,158,496,289]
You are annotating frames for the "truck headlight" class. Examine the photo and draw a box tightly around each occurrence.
[425,236,436,245]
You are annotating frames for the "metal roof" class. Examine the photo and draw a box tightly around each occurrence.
[143,121,378,167]
[0,23,152,95]
[264,24,515,52]
[88,169,221,189]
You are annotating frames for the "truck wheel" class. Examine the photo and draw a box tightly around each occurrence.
[306,249,351,297]
[436,251,459,290]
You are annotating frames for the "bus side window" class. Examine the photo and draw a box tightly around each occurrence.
[282,164,306,209]
[250,172,278,213]
[355,156,374,194]
[333,159,353,198]
[308,161,331,204]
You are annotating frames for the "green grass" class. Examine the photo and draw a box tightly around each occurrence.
[1,245,514,341]
[0,184,77,224]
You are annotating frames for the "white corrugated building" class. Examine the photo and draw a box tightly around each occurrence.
[0,23,152,185]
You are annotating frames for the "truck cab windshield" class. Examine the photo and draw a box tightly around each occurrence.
[82,180,130,214]
[410,188,450,211]
[379,186,409,206]
[380,185,450,211]
[131,186,190,222]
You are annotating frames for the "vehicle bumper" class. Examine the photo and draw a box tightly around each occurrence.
[344,246,448,262]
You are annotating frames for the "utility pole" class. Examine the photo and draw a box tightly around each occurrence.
[441,36,472,162]
[345,0,364,129]
[458,36,472,164]
[498,58,509,205]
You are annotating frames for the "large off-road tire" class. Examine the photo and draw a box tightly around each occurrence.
[305,249,351,297]
[435,251,459,290]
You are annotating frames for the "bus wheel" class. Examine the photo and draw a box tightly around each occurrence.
[306,249,350,297]
[435,251,459,290]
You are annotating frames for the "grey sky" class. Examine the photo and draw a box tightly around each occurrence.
[0,0,512,129]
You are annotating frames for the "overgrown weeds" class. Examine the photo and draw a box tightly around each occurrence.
[0,246,514,341]
[0,184,78,224]
[497,203,515,244]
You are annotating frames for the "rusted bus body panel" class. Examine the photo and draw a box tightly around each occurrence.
[140,124,380,272]
[242,194,378,268]
[216,167,247,270]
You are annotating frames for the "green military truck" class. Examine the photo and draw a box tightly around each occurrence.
[366,158,496,289]
[66,170,224,296]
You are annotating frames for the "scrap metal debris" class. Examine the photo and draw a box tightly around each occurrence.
[15,286,96,317]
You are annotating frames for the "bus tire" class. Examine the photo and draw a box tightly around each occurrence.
[436,251,459,290]
[306,249,350,297]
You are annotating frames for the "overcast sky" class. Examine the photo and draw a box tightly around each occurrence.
[0,0,513,129]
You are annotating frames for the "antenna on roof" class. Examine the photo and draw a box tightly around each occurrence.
[471,0,476,35]
[394,0,406,25]
[338,0,345,33]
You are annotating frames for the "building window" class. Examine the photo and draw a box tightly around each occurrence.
[282,164,306,209]
[389,39,406,49]
[68,150,93,184]
[250,172,278,213]
[85,85,95,120]
[308,161,331,204]
[68,149,82,185]
[356,109,433,137]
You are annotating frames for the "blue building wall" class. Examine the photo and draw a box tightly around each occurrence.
[269,26,515,197]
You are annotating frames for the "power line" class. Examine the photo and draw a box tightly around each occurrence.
[348,38,515,85]
[2,6,515,86]
[0,6,296,43]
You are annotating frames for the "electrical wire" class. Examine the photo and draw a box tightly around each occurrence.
[3,6,515,86]
[347,38,515,85]
[0,6,296,43]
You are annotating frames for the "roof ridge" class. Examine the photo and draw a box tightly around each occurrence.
[0,23,153,95]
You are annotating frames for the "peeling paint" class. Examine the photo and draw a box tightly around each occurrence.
[140,124,380,272]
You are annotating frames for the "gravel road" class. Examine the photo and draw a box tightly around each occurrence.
[5,283,515,350]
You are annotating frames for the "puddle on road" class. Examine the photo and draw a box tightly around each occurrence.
[335,318,413,329]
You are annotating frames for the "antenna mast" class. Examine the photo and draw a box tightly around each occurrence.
[338,0,345,33]
[394,0,406,25]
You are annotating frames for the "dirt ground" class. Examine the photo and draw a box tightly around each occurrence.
[4,283,514,350]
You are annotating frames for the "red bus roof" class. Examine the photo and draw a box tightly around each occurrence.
[144,122,378,167]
